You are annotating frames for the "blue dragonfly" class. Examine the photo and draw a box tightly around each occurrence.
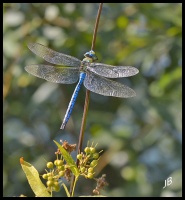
[25,43,139,129]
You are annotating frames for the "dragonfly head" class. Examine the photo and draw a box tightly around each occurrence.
[84,50,98,62]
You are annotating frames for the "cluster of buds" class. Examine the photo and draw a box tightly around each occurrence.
[42,140,77,193]
[41,141,105,194]
[42,158,70,193]
[77,145,101,179]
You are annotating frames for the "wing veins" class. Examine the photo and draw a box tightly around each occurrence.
[25,64,79,84]
[28,43,81,67]
[84,72,136,98]
[87,63,139,78]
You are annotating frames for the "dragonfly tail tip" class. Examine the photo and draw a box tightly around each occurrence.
[60,123,66,130]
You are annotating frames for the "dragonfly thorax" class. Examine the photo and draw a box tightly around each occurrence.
[80,60,91,72]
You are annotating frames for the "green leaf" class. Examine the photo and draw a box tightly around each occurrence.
[20,157,51,197]
[53,140,79,177]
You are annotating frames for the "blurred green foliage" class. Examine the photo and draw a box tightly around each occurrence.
[3,3,182,197]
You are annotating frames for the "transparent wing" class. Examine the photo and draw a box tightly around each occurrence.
[28,43,81,67]
[25,65,79,84]
[84,72,136,98]
[87,63,139,78]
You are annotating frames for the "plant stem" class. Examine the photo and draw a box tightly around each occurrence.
[69,3,103,196]
[91,3,103,51]
[71,176,78,197]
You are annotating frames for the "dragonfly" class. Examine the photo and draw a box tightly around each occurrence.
[25,43,139,129]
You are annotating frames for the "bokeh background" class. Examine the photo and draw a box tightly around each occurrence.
[3,3,182,197]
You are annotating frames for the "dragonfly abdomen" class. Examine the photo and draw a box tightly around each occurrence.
[60,72,86,129]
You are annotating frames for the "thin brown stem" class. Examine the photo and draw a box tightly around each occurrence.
[69,3,103,196]
[91,3,103,51]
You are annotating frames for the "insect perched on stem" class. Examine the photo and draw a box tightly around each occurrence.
[25,43,139,129]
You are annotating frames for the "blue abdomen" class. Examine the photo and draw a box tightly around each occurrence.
[60,72,86,129]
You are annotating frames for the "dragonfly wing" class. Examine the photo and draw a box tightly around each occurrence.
[25,65,79,84]
[28,43,81,67]
[84,72,136,98]
[87,63,139,78]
